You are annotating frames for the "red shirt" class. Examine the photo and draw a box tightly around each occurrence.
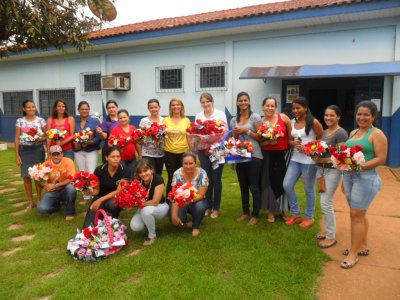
[50,117,73,150]
[109,125,137,161]
[261,114,289,151]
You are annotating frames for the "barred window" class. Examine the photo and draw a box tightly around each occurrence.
[81,72,101,95]
[156,66,184,92]
[39,89,75,117]
[196,62,227,91]
[3,91,34,116]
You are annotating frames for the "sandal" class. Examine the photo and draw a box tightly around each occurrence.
[340,256,359,269]
[343,248,370,256]
[267,214,275,223]
[280,212,289,221]
[285,215,302,225]
[315,233,326,240]
[299,219,314,228]
[318,239,337,249]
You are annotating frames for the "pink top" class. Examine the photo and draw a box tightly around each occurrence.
[261,114,289,151]
[50,117,73,150]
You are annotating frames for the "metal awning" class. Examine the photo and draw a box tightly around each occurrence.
[239,61,400,79]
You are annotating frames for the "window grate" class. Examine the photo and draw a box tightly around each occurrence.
[3,91,34,116]
[156,66,184,93]
[81,72,101,95]
[196,62,227,91]
[39,89,75,117]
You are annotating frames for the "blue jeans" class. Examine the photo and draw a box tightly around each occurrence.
[170,199,207,229]
[343,168,381,210]
[37,184,76,216]
[283,161,317,219]
[198,150,224,211]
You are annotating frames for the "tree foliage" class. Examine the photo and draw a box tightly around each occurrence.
[0,0,110,58]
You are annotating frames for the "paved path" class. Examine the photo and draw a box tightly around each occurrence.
[318,167,400,299]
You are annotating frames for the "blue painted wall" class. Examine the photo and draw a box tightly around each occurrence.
[386,107,400,166]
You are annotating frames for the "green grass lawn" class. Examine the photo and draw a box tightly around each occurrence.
[0,149,327,299]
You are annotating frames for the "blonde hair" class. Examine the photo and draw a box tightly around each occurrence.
[169,98,185,118]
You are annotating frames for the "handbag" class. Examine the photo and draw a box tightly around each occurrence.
[317,173,326,193]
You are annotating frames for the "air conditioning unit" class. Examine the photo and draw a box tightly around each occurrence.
[101,73,130,90]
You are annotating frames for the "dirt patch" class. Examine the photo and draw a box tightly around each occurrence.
[37,296,52,300]
[127,273,142,283]
[45,269,63,279]
[13,174,20,177]
[42,248,58,254]
[128,249,143,256]
[2,247,23,256]
[0,188,17,194]
[7,223,24,230]
[10,181,24,185]
[11,234,35,242]
[8,198,23,202]
[12,202,26,208]
[10,209,28,216]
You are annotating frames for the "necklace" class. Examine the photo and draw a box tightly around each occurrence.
[141,175,153,191]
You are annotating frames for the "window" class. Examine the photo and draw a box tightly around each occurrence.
[3,91,34,116]
[156,66,183,92]
[196,62,227,91]
[81,72,101,95]
[39,89,75,117]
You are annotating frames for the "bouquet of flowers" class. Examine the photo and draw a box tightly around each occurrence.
[329,144,365,171]
[140,122,167,143]
[167,182,198,207]
[257,122,284,140]
[208,136,255,165]
[304,140,328,157]
[93,112,102,122]
[114,180,148,209]
[74,128,94,144]
[67,211,128,262]
[46,128,67,141]
[21,127,44,143]
[28,163,52,182]
[131,129,144,142]
[68,171,99,192]
[187,119,225,151]
[109,134,132,148]
[223,137,254,157]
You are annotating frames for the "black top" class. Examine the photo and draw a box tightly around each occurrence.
[94,163,130,197]
[141,173,166,204]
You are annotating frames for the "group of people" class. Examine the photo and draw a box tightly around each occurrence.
[15,93,387,269]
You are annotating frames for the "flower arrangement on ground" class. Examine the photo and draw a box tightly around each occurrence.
[257,122,284,140]
[67,215,128,261]
[21,127,45,143]
[68,171,99,193]
[74,127,94,144]
[167,182,198,207]
[140,122,167,144]
[304,140,328,157]
[187,119,225,151]
[114,180,148,209]
[28,163,52,182]
[46,128,67,141]
[329,144,365,171]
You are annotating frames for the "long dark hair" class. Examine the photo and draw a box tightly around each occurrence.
[22,99,35,116]
[292,97,314,135]
[236,91,252,122]
[52,99,69,119]
[105,100,118,122]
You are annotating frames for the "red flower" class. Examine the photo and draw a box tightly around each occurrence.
[83,228,92,239]
[114,180,148,209]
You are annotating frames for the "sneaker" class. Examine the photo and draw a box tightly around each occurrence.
[65,215,75,221]
[236,214,251,222]
[210,210,219,219]
[143,237,157,246]
[204,209,211,217]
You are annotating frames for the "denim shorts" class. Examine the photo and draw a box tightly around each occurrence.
[343,168,382,210]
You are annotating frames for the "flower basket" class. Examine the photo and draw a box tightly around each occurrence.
[66,209,128,262]
[187,132,224,151]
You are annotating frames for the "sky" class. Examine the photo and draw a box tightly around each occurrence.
[96,0,286,27]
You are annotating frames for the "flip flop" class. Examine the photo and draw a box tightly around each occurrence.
[318,240,337,249]
[315,233,326,240]
[343,248,370,256]
[340,256,359,269]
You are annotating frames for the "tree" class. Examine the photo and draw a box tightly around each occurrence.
[0,0,115,58]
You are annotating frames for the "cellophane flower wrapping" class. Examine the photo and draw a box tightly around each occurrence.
[167,182,198,207]
[67,216,128,261]
[21,127,44,144]
[329,144,365,171]
[304,140,328,157]
[46,128,67,141]
[187,119,225,151]
[140,122,167,144]
[68,171,99,194]
[74,127,94,143]
[28,163,52,182]
[208,137,255,166]
[114,180,148,209]
[108,134,132,148]
[257,122,284,140]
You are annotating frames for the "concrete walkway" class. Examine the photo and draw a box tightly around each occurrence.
[318,167,400,299]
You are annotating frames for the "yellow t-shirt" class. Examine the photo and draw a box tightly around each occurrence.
[163,117,190,154]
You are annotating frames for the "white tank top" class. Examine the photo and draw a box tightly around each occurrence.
[291,118,316,164]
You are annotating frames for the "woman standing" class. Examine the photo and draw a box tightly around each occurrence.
[139,99,165,175]
[314,105,348,248]
[109,109,142,178]
[162,98,191,195]
[46,99,75,159]
[195,92,228,218]
[96,100,119,163]
[340,101,387,269]
[170,153,208,237]
[15,100,47,209]
[82,147,130,228]
[283,97,323,228]
[130,159,169,246]
[258,96,291,222]
[230,92,263,225]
